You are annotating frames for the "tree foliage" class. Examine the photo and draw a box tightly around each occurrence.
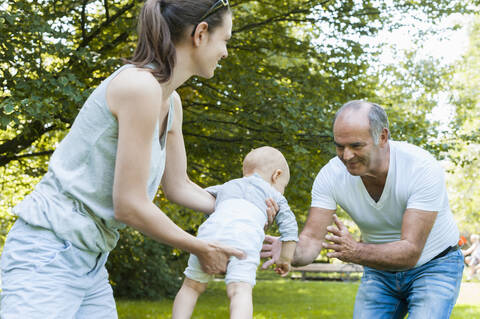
[446,15,480,233]
[0,0,473,298]
[106,228,187,299]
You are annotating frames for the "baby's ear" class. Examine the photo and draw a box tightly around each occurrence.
[271,169,283,183]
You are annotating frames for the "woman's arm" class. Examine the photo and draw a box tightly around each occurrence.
[107,69,243,273]
[160,92,217,214]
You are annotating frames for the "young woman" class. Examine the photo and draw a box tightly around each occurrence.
[0,1,276,318]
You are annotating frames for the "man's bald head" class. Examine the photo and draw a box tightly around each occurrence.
[333,100,390,145]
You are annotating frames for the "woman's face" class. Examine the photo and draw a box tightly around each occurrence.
[195,12,232,78]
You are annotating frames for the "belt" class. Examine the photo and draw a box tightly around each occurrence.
[431,244,461,261]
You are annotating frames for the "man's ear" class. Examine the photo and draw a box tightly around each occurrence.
[271,169,283,183]
[379,128,389,147]
[192,22,209,46]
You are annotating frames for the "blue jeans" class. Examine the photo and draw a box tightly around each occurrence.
[353,249,464,319]
[0,219,117,319]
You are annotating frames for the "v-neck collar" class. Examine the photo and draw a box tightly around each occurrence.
[358,144,394,209]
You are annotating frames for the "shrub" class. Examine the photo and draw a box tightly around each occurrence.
[107,227,188,299]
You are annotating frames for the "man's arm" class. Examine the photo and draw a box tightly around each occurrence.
[324,209,437,270]
[292,207,335,266]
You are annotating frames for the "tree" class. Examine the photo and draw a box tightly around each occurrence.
[446,15,480,233]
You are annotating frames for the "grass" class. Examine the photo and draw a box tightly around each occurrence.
[116,277,480,319]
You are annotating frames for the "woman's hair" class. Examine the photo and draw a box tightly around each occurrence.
[126,0,230,83]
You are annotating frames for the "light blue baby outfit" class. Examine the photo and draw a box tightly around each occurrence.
[184,174,298,286]
[0,64,175,319]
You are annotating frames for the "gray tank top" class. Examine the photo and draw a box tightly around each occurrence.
[13,64,175,252]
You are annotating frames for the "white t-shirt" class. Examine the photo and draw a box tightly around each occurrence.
[311,141,459,267]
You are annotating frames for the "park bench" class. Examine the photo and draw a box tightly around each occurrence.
[291,263,363,281]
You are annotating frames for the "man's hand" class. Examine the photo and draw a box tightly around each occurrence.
[260,235,281,269]
[197,241,246,274]
[264,198,279,231]
[322,214,359,263]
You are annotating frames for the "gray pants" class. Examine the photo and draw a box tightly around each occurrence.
[0,219,117,319]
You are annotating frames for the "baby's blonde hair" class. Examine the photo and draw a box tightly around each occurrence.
[242,146,289,177]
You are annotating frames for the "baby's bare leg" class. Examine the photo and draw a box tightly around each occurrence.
[226,282,253,319]
[172,278,207,319]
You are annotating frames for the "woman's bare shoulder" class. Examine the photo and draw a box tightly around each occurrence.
[110,67,161,99]
[108,67,162,114]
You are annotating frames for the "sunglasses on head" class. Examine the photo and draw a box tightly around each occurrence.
[191,0,229,36]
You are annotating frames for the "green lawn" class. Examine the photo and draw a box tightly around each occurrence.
[116,279,480,319]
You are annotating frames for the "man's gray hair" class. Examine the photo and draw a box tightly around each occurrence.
[333,100,390,145]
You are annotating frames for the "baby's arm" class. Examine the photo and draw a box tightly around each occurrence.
[274,196,299,242]
[275,241,297,276]
[273,195,299,276]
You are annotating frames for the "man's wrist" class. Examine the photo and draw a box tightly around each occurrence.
[348,240,363,264]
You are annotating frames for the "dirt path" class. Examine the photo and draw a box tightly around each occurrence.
[457,282,480,305]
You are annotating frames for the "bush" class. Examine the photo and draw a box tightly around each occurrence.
[106,227,188,299]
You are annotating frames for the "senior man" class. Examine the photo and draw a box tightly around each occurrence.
[262,100,463,319]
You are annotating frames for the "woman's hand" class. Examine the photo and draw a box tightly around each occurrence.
[196,241,245,274]
[264,198,279,231]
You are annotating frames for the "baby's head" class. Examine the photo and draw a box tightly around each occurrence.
[242,146,290,194]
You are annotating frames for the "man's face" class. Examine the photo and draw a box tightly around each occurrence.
[333,110,379,176]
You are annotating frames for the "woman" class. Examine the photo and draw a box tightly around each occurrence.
[0,1,276,318]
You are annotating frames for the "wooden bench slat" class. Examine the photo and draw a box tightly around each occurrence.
[292,263,363,273]
[291,263,363,281]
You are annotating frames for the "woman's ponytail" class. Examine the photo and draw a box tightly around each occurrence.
[128,0,176,82]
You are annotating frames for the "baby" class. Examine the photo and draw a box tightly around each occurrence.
[172,146,298,319]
